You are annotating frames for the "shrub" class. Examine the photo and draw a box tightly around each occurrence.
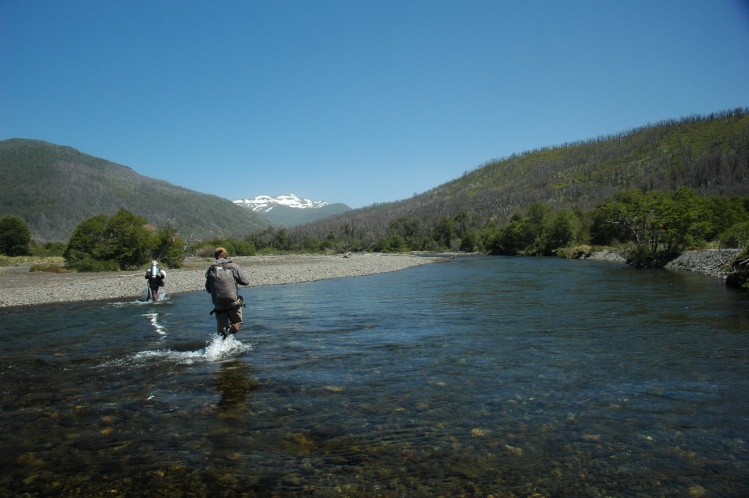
[0,215,32,256]
[64,209,183,271]
[719,221,749,250]
[556,245,592,259]
[31,241,66,257]
[74,256,120,272]
[30,262,66,273]
[191,238,256,258]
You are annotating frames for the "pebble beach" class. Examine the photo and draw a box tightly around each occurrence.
[0,253,444,309]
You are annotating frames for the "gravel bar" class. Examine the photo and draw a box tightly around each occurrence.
[0,253,444,309]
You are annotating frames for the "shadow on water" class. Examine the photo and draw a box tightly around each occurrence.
[1,256,748,496]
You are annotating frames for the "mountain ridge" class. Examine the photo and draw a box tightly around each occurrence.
[0,138,275,242]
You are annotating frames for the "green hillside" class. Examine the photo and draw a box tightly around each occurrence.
[287,109,749,248]
[0,139,273,242]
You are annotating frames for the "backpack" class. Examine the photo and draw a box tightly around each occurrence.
[148,264,161,283]
[206,263,238,309]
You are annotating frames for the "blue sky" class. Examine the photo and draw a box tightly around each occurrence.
[2,1,748,208]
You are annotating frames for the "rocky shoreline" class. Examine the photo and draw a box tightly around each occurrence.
[0,253,444,309]
[588,248,739,278]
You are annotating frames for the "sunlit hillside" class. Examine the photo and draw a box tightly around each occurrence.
[288,109,749,247]
[0,139,274,242]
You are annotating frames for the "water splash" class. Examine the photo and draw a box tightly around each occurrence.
[137,288,171,303]
[108,292,171,307]
[203,333,253,362]
[99,334,252,369]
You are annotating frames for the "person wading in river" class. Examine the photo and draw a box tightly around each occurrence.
[145,260,166,301]
[205,247,250,338]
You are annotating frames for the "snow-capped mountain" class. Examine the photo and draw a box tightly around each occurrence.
[233,194,351,227]
[233,194,329,213]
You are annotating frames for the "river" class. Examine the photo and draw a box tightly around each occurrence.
[1,256,747,497]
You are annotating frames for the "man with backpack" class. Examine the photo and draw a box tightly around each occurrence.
[145,260,166,301]
[205,247,250,338]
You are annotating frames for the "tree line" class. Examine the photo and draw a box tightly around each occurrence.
[198,187,749,269]
[2,187,748,275]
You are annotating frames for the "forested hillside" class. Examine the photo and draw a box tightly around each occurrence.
[0,139,273,242]
[282,109,749,251]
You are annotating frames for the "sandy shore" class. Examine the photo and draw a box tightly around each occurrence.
[0,253,445,309]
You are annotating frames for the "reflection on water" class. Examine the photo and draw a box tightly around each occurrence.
[217,360,259,415]
[0,256,748,496]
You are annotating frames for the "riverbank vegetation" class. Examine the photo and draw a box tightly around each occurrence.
[201,186,749,269]
[2,188,748,288]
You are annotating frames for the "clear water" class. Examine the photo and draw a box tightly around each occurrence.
[1,256,748,497]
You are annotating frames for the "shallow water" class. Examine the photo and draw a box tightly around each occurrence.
[1,256,748,497]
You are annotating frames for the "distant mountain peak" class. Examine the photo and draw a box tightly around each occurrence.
[233,193,351,227]
[234,194,329,213]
